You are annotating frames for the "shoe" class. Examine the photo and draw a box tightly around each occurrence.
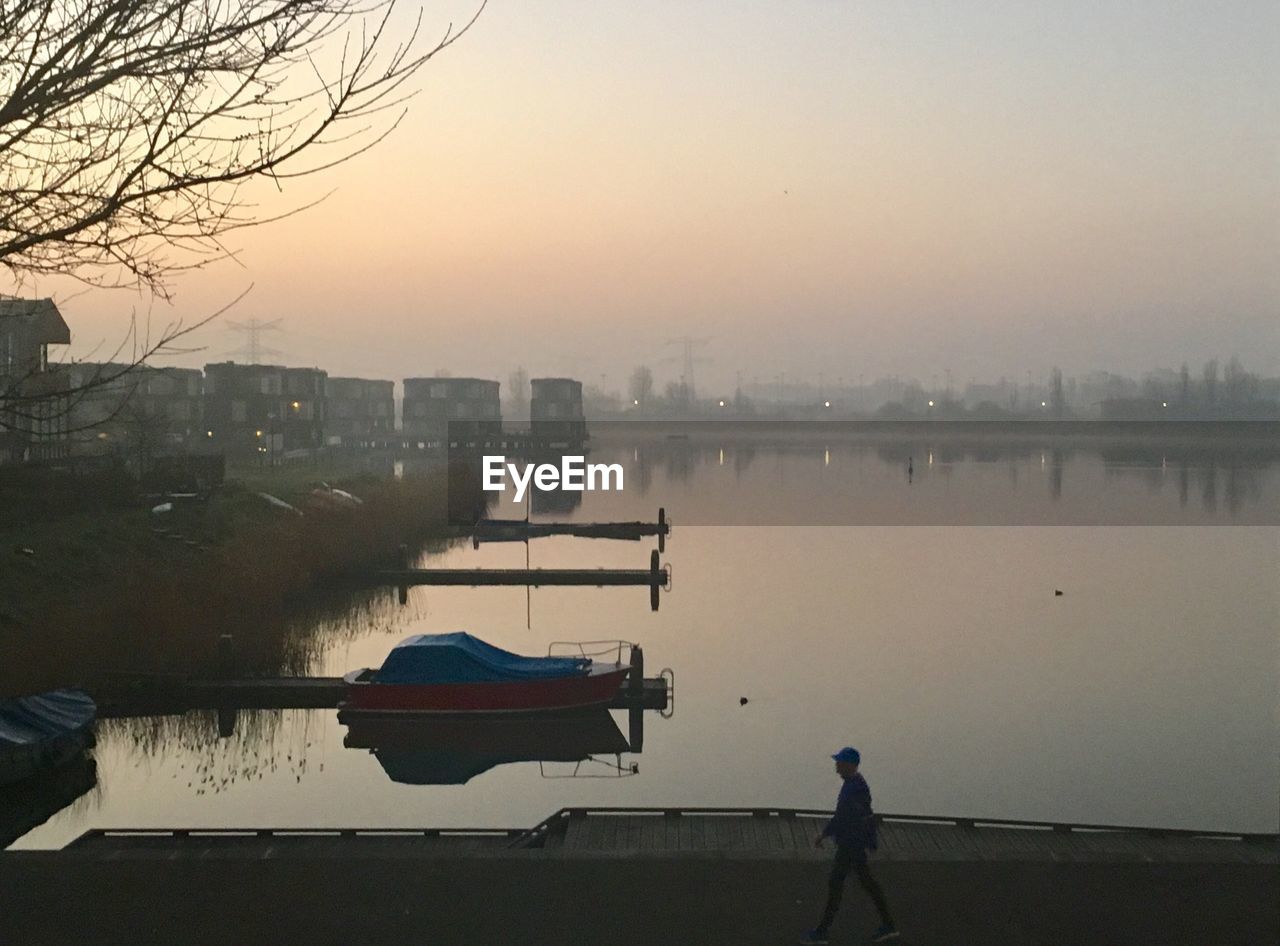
[871,926,901,942]
[799,931,830,944]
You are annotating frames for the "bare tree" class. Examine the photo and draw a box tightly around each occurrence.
[0,2,481,450]
[0,0,484,296]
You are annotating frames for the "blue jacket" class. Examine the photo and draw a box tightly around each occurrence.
[822,773,878,850]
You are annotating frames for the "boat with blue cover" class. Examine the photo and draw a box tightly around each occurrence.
[342,633,631,714]
[0,688,97,787]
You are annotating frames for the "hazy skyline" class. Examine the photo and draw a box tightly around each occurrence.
[23,0,1280,392]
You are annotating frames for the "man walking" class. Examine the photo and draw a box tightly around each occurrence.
[801,747,899,943]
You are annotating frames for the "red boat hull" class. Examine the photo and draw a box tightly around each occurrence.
[341,666,629,714]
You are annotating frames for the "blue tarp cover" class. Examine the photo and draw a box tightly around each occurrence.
[0,690,96,749]
[374,633,591,684]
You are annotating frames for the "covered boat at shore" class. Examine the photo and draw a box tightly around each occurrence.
[342,633,630,714]
[0,689,96,787]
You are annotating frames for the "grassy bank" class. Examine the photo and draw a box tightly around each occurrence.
[1,465,480,698]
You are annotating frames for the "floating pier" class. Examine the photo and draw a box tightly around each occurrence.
[62,808,1277,862]
[96,675,671,717]
[472,508,669,551]
[379,556,668,588]
[379,550,670,609]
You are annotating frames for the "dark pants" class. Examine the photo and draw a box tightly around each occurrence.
[817,845,894,934]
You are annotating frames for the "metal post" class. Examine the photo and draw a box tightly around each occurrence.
[629,643,646,753]
[216,634,235,678]
[649,550,661,611]
[398,543,409,605]
[628,705,644,754]
[217,706,237,739]
[629,644,644,697]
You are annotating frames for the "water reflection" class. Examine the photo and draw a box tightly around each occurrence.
[0,752,97,848]
[9,430,1277,849]
[340,709,632,786]
[521,432,1280,524]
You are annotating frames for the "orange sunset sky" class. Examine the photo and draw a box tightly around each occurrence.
[22,0,1280,393]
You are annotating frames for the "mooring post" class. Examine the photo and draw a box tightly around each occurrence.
[628,704,644,754]
[629,643,644,697]
[217,706,237,739]
[397,543,409,605]
[216,634,235,679]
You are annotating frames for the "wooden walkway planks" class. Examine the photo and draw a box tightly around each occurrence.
[66,811,1279,864]
[533,810,1278,864]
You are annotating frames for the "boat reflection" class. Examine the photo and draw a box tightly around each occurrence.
[339,708,633,786]
[1,751,97,849]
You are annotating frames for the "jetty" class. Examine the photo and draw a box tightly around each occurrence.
[372,549,671,609]
[60,807,1277,862]
[94,674,672,717]
[471,508,670,550]
[5,808,1274,944]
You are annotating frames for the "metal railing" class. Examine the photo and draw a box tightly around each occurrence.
[506,806,1279,849]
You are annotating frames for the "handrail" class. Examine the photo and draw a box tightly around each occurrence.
[505,807,1279,846]
[72,810,1280,851]
[658,667,675,719]
[547,639,635,666]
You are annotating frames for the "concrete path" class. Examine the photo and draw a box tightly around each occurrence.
[2,853,1275,945]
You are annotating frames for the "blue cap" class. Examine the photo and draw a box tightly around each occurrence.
[832,747,861,765]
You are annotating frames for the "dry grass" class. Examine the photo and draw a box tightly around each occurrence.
[2,466,484,697]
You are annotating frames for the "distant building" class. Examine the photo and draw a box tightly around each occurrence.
[63,362,138,456]
[136,367,204,443]
[327,377,394,443]
[202,362,328,456]
[201,363,273,457]
[61,363,204,458]
[402,377,501,442]
[281,367,327,449]
[0,297,71,463]
[530,377,586,445]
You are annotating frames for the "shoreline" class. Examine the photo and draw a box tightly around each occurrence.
[0,465,480,698]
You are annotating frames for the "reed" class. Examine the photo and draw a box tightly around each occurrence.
[2,466,483,697]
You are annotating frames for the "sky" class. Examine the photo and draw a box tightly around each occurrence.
[31,0,1280,393]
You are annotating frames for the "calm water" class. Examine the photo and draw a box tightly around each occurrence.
[11,436,1279,848]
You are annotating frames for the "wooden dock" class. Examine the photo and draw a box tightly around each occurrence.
[95,675,672,716]
[472,508,669,551]
[519,808,1278,862]
[375,549,671,608]
[63,808,1277,863]
[376,561,669,587]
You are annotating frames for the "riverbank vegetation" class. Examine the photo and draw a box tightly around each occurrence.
[1,464,481,697]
